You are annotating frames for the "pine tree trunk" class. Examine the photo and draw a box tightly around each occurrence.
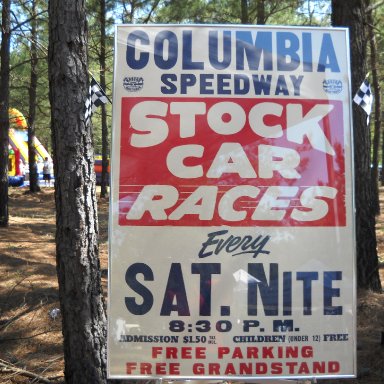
[332,0,381,291]
[28,0,41,193]
[241,0,249,24]
[256,0,266,24]
[99,0,109,198]
[0,0,11,227]
[48,0,108,382]
[367,6,381,214]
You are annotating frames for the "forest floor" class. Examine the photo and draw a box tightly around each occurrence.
[0,187,383,384]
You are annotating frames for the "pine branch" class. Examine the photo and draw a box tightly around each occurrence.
[0,358,57,384]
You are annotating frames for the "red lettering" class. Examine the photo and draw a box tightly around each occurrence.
[126,362,137,374]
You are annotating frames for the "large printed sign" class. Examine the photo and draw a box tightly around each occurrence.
[108,25,356,380]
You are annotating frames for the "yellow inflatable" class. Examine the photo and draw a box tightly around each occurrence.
[8,108,52,163]
[9,108,28,129]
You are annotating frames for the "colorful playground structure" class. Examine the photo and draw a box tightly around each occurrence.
[94,155,110,185]
[8,108,52,186]
[8,108,109,186]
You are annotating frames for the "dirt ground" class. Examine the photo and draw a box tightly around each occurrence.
[0,187,383,383]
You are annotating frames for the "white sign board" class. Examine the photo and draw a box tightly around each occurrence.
[108,25,356,380]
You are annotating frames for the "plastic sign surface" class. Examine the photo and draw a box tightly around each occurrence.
[108,25,356,380]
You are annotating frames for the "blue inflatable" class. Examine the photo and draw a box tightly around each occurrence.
[8,175,25,187]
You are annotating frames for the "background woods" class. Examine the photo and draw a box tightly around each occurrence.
[1,0,384,383]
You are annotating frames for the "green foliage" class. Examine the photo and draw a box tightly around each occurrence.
[372,2,384,82]
[154,0,218,23]
[296,0,331,25]
[5,0,384,161]
[154,0,331,25]
[8,0,51,152]
[87,0,115,155]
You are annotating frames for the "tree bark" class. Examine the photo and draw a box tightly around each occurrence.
[0,0,11,227]
[28,0,41,193]
[99,0,109,198]
[241,0,249,24]
[367,6,381,214]
[332,0,381,291]
[256,0,266,24]
[48,0,108,382]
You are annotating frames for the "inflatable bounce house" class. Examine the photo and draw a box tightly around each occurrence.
[8,147,24,186]
[8,108,109,187]
[8,108,52,186]
[94,155,110,185]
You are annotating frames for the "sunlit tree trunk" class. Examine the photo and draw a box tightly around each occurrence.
[0,0,11,227]
[48,0,108,382]
[367,5,381,214]
[99,0,109,198]
[241,0,249,23]
[257,0,266,24]
[28,0,41,193]
[332,0,381,291]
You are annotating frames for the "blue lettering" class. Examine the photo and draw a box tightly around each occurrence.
[192,263,221,316]
[277,32,300,71]
[200,74,215,94]
[161,74,177,94]
[125,263,154,315]
[275,74,289,95]
[154,31,178,69]
[183,30,204,70]
[324,271,343,315]
[303,32,313,72]
[217,74,232,94]
[160,263,190,316]
[283,271,292,316]
[297,272,319,315]
[126,31,149,69]
[234,74,250,94]
[290,75,304,96]
[199,230,228,258]
[127,29,341,74]
[180,74,196,94]
[236,31,273,70]
[209,30,231,69]
[252,74,272,95]
[248,263,279,316]
[318,33,340,72]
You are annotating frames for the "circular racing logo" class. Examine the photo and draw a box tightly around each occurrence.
[123,77,144,92]
[323,79,342,94]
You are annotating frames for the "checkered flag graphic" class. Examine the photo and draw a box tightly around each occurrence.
[353,79,373,117]
[85,77,109,126]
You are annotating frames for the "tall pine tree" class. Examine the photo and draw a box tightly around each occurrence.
[332,0,381,291]
[0,0,11,227]
[48,0,108,381]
